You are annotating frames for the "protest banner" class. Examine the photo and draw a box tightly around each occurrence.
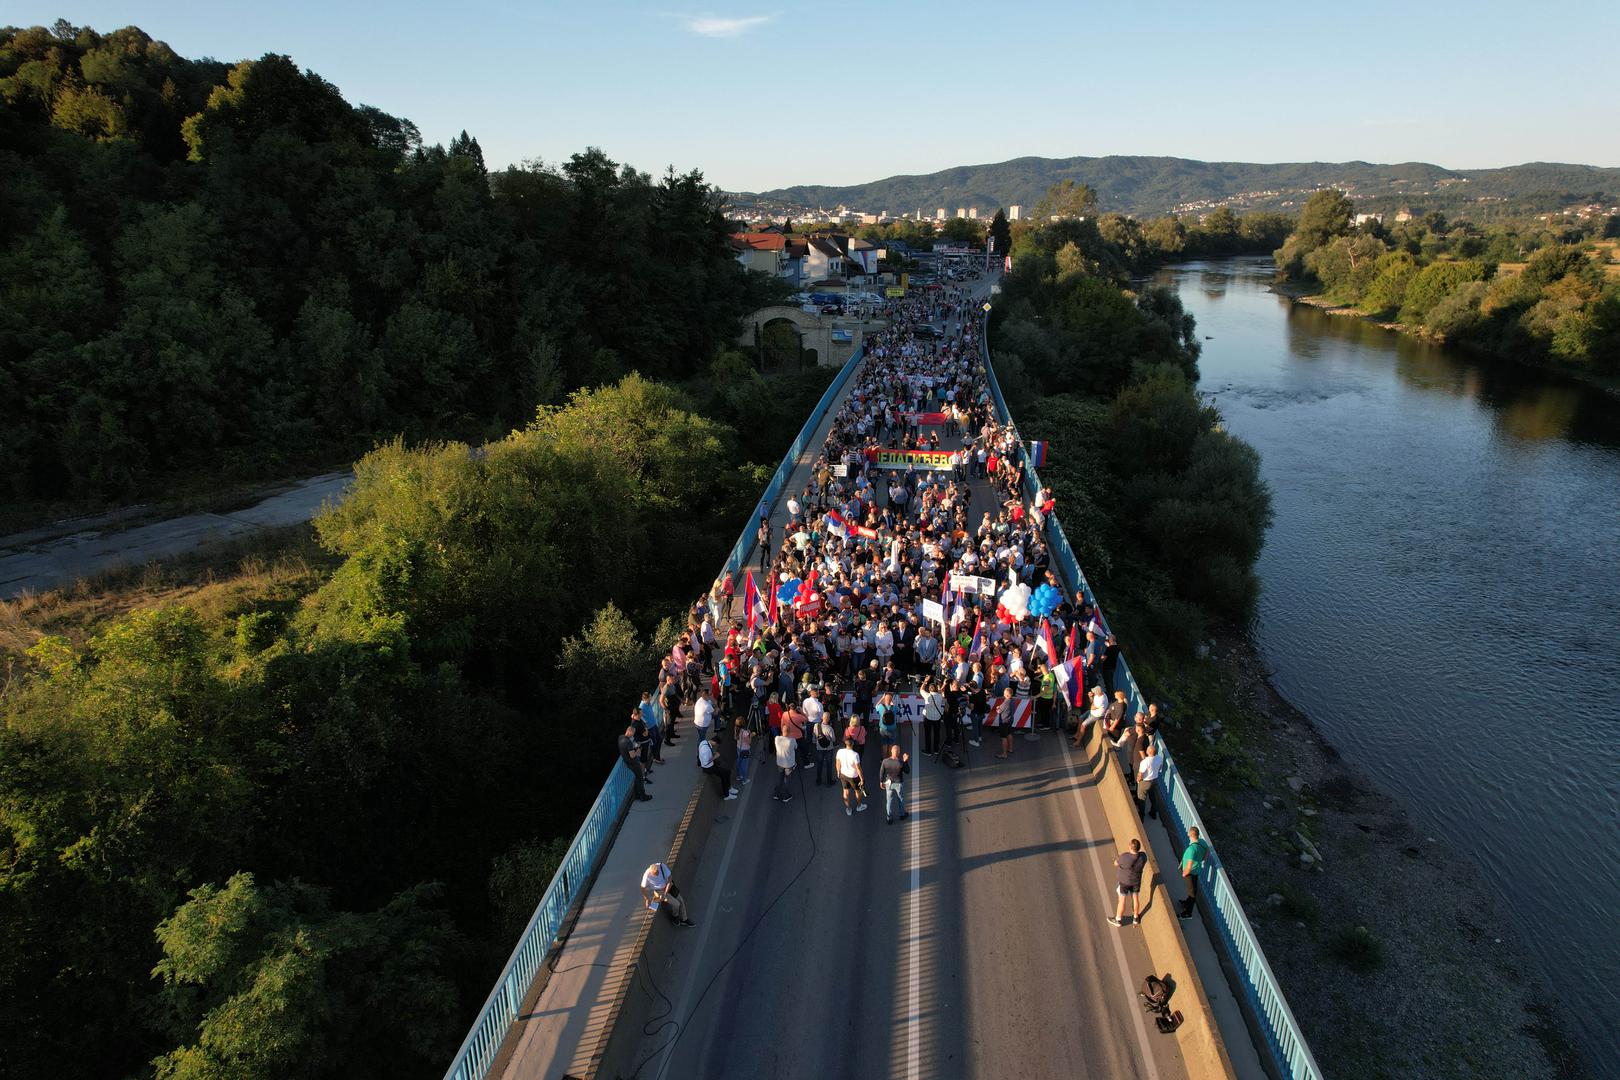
[921,599,945,625]
[838,692,925,723]
[906,411,950,426]
[874,448,954,471]
[949,572,999,595]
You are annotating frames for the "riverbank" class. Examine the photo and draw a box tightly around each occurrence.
[1188,630,1589,1079]
[1269,279,1620,400]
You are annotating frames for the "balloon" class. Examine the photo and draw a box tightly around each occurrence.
[1028,583,1060,619]
[777,579,802,603]
[998,582,1031,621]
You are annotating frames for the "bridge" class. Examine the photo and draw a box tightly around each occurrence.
[445,276,1323,1080]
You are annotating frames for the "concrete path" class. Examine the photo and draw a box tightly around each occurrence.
[0,472,352,599]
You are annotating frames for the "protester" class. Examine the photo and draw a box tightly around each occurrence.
[1136,739,1163,819]
[619,721,652,803]
[1179,826,1211,920]
[773,729,796,803]
[1109,839,1148,927]
[697,735,738,801]
[880,744,910,824]
[836,737,867,817]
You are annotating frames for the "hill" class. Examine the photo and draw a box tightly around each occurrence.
[740,155,1620,219]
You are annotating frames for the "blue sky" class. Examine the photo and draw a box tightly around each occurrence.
[14,1,1620,190]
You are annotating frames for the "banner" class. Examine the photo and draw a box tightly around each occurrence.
[874,448,954,471]
[838,692,925,723]
[921,599,945,625]
[906,411,949,426]
[949,572,998,596]
[831,463,848,477]
[885,285,906,298]
[983,697,1034,729]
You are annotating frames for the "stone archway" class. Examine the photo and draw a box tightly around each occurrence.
[738,305,873,368]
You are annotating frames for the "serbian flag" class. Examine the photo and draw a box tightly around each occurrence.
[1066,625,1077,663]
[824,510,856,539]
[968,613,985,659]
[768,576,780,624]
[744,570,762,631]
[1029,440,1048,468]
[1057,656,1084,707]
[1038,618,1058,666]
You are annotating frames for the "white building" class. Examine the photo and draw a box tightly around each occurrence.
[968,207,978,220]
[955,207,967,219]
[1008,205,1022,221]
[935,207,947,220]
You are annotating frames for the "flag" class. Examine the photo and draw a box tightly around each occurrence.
[824,510,856,539]
[1058,657,1084,707]
[768,574,779,624]
[1029,440,1047,468]
[1066,625,1077,663]
[744,570,762,632]
[1038,618,1058,666]
[969,613,984,659]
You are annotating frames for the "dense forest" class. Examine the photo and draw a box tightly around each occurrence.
[0,21,828,1080]
[1275,189,1620,376]
[748,154,1620,219]
[0,21,785,506]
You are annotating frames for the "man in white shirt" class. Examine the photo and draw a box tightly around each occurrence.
[772,731,797,803]
[1136,741,1163,820]
[835,738,867,817]
[693,688,715,742]
[698,736,739,801]
[640,861,694,927]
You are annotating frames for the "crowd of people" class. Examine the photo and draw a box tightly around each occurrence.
[630,270,1204,926]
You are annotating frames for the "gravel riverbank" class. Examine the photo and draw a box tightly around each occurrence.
[1197,631,1589,1080]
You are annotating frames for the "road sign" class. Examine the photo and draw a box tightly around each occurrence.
[982,302,992,312]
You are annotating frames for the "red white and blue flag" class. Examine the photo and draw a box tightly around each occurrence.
[1038,618,1058,666]
[1029,440,1048,468]
[744,570,762,631]
[968,613,985,659]
[824,510,856,539]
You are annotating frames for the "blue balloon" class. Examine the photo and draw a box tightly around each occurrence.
[776,579,802,603]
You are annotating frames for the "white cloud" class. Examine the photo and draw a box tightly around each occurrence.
[679,13,775,37]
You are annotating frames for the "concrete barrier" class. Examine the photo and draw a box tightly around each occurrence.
[1076,726,1237,1080]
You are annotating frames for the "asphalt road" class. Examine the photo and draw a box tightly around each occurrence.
[633,726,1188,1080]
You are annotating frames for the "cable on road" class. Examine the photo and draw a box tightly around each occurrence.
[627,762,822,1080]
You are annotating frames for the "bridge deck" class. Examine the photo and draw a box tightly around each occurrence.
[493,278,1266,1080]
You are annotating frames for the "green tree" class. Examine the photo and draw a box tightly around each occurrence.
[1033,179,1098,222]
[989,208,1011,257]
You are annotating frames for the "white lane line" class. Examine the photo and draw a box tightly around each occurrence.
[655,785,754,1080]
[1055,735,1164,1080]
[907,725,922,1080]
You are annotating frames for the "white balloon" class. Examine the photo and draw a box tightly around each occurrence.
[999,582,1031,618]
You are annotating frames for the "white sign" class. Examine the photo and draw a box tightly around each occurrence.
[838,692,926,722]
[832,464,849,477]
[921,599,945,625]
[949,573,999,596]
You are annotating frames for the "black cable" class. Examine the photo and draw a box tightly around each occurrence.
[625,761,822,1080]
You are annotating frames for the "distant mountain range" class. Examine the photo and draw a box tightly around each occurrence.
[732,155,1620,219]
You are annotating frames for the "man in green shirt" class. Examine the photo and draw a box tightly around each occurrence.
[1178,826,1211,920]
[1035,663,1056,731]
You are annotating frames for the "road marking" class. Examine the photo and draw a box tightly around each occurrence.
[907,726,922,1080]
[1055,735,1165,1080]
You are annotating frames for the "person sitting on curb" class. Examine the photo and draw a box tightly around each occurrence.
[640,861,694,927]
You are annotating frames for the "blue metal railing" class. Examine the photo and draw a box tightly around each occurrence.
[443,346,866,1080]
[979,318,1323,1080]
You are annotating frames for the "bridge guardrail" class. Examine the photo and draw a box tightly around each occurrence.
[979,318,1322,1080]
[443,348,864,1080]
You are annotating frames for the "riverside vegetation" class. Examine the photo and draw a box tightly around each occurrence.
[996,207,1586,1076]
[0,21,834,1080]
[1275,188,1620,381]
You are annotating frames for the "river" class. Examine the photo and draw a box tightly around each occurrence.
[1152,257,1620,1061]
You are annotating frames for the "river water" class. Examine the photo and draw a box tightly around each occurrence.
[1153,257,1620,1060]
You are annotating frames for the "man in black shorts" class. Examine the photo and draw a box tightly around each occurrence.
[835,737,867,817]
[1109,838,1147,926]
